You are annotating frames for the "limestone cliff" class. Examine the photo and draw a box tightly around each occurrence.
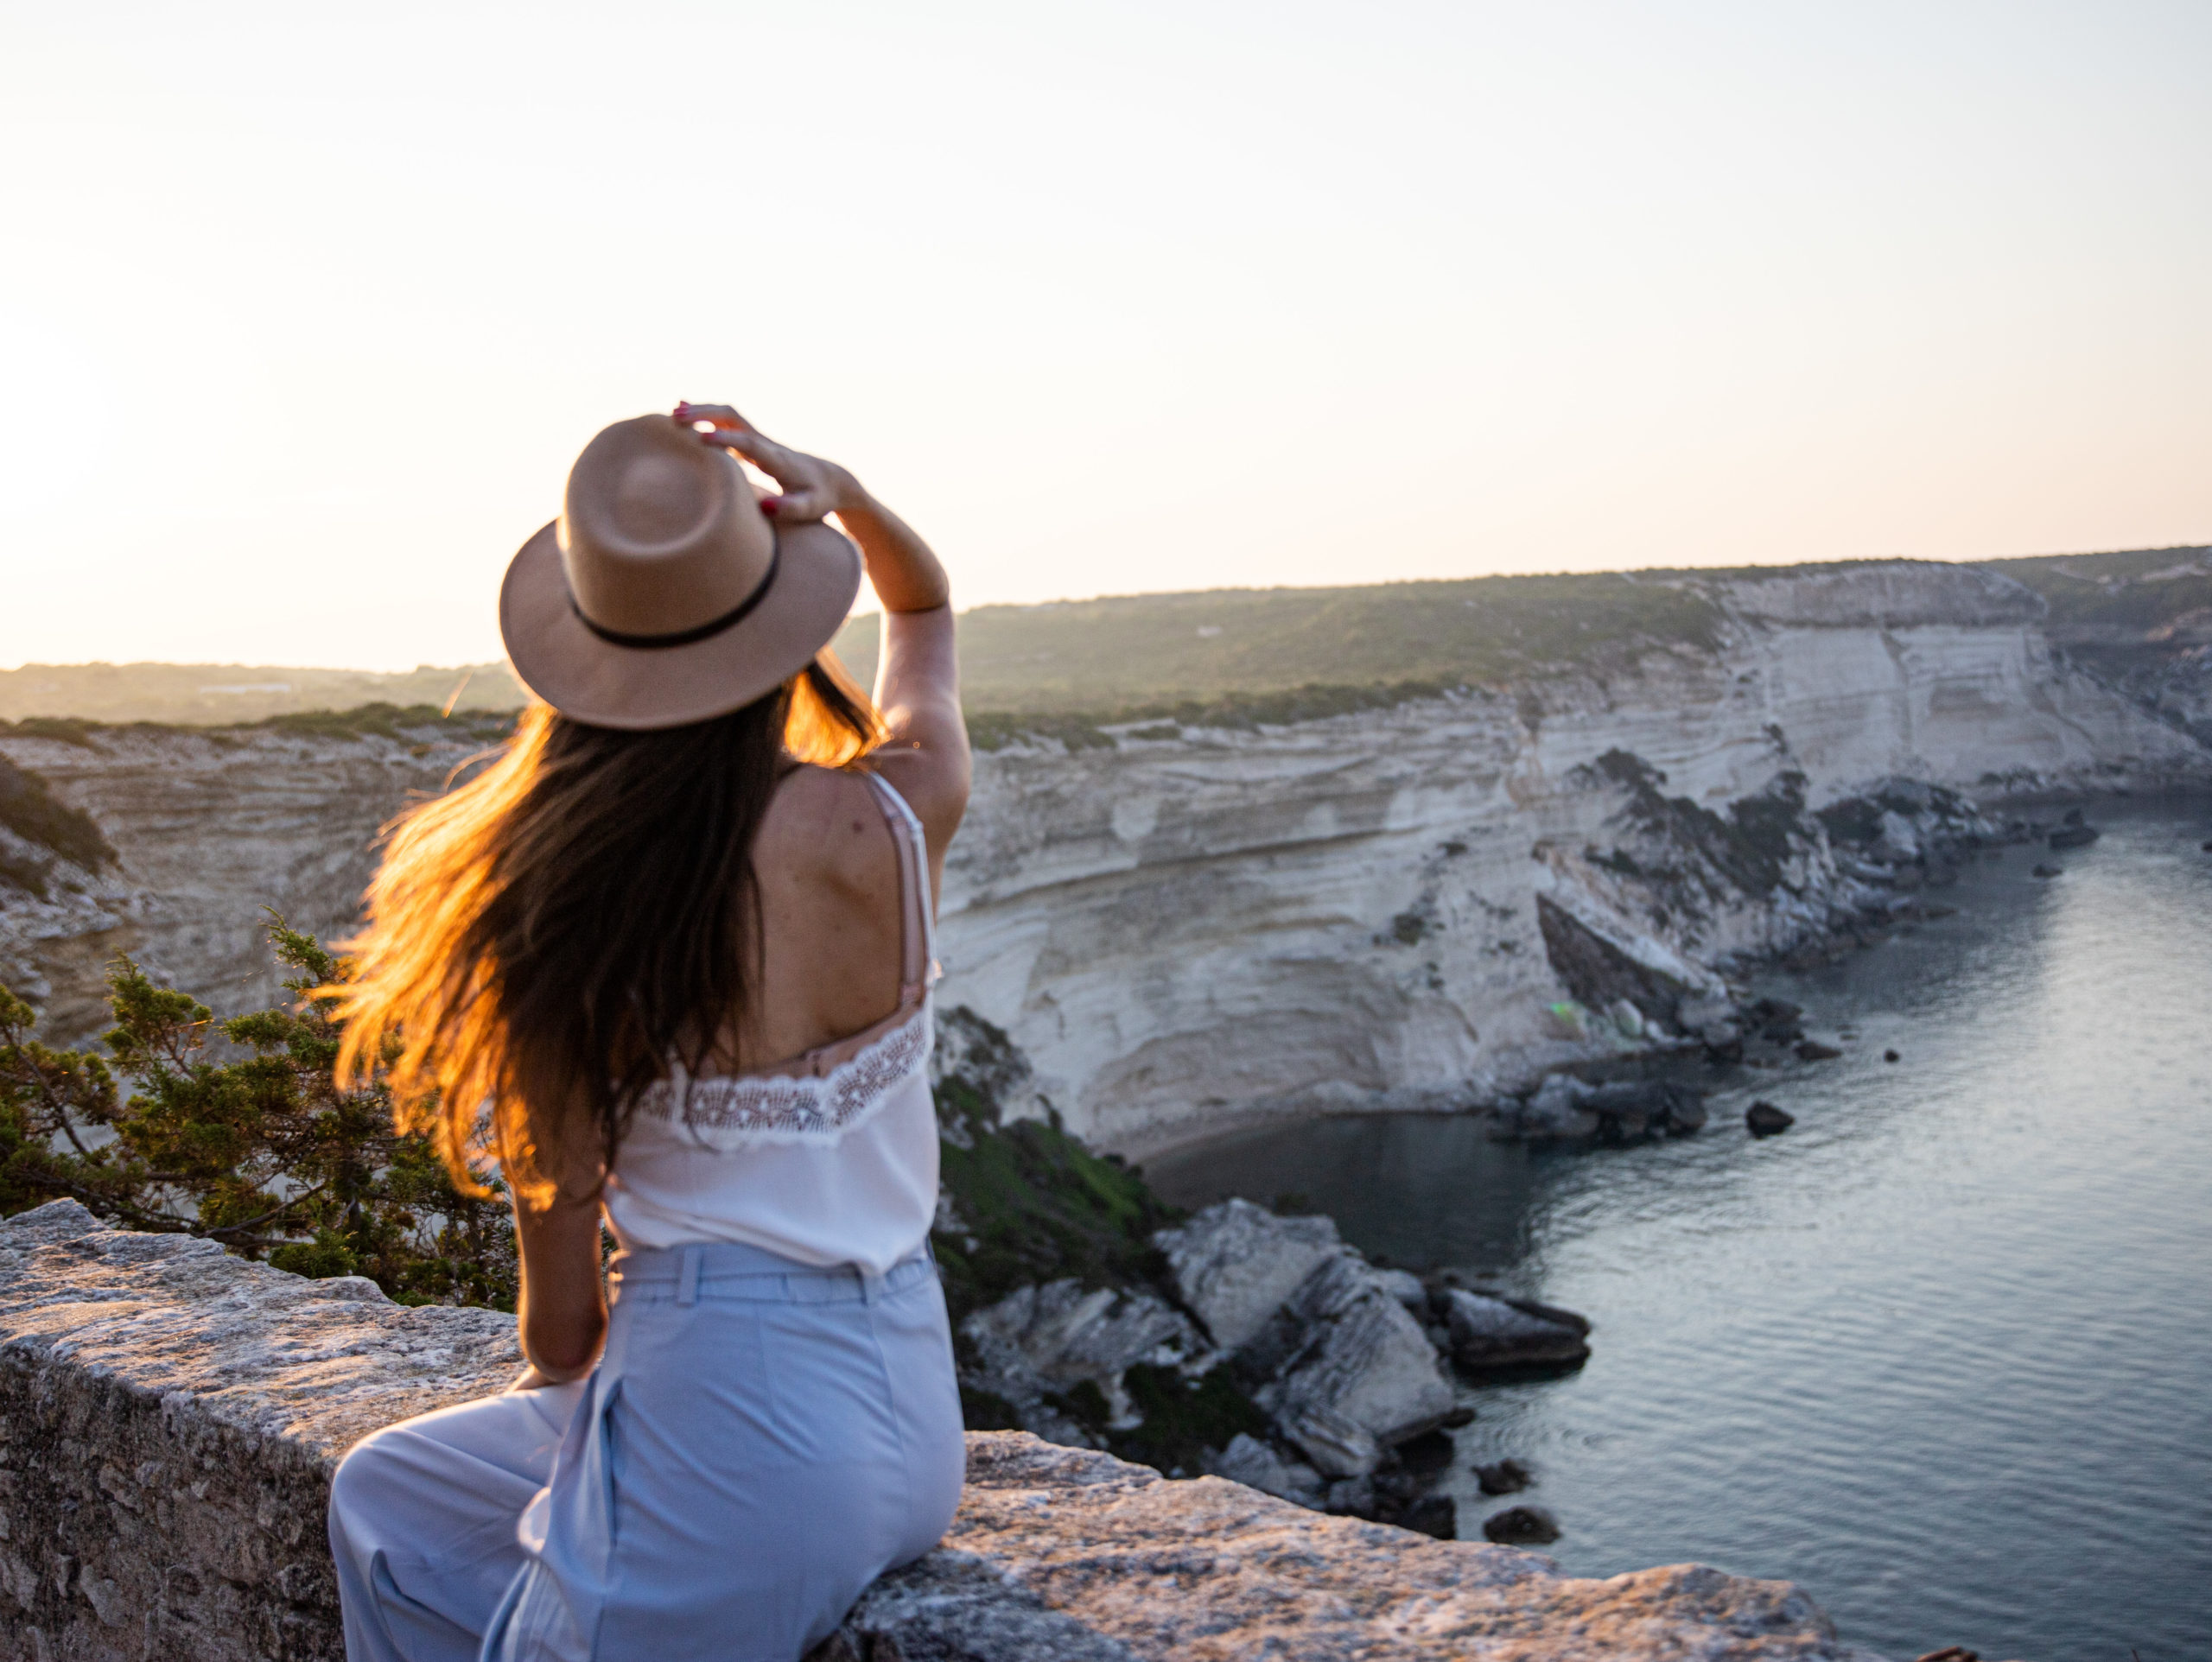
[935,561,2206,1151]
[0,720,500,1042]
[3,562,2205,1156]
[0,1199,1891,1661]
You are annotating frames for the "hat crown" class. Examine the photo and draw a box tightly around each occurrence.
[557,415,772,639]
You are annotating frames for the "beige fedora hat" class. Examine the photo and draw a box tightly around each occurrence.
[499,414,862,730]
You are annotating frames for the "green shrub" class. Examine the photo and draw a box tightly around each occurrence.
[0,919,516,1308]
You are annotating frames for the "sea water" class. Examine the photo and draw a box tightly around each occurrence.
[1147,802,2212,1662]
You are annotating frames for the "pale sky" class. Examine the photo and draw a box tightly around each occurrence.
[3,1,2209,671]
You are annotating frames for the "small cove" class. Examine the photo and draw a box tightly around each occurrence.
[1147,801,2212,1662]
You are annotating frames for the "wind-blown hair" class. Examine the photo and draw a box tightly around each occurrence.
[331,652,885,1205]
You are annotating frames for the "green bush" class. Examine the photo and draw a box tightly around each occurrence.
[0,919,516,1308]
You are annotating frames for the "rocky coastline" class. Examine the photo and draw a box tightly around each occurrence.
[1480,772,2101,1146]
[3,555,2183,1657]
[925,999,1624,1544]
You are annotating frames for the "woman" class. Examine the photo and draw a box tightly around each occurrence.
[323,405,969,1662]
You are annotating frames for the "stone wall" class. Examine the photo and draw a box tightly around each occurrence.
[0,1201,1891,1662]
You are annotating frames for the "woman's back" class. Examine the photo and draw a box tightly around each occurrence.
[601,764,946,1273]
[735,764,931,1075]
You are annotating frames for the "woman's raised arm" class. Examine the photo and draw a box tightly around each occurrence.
[676,405,969,864]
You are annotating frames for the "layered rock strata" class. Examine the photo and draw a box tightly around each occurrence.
[0,722,494,1042]
[945,564,2208,1152]
[4,561,2207,1149]
[0,1200,1890,1662]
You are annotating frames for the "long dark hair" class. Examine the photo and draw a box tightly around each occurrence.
[331,653,885,1202]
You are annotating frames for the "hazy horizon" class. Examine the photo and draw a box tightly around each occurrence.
[6,1,2209,672]
[10,538,2209,678]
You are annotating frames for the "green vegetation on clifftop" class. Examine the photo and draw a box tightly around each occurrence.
[10,547,2207,735]
[833,571,1726,718]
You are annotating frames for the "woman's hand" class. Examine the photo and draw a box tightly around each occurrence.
[673,402,863,525]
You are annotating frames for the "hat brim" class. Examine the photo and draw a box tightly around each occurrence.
[499,518,864,731]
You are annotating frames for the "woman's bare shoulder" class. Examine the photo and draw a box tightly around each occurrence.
[755,765,897,896]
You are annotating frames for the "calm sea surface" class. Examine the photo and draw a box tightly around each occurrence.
[1147,802,2212,1662]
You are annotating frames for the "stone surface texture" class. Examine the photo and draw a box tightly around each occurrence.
[1154,1199,1344,1354]
[0,1202,1896,1662]
[1257,1251,1455,1463]
[956,1198,1460,1500]
[0,1199,517,1662]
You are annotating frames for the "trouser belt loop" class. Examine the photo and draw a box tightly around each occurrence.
[677,1245,702,1308]
[859,1265,884,1306]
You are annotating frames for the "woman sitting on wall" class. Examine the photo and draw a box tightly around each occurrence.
[323,405,969,1661]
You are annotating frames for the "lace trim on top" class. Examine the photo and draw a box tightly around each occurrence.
[630,1000,932,1151]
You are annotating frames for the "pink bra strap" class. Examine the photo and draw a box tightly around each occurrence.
[862,772,931,1007]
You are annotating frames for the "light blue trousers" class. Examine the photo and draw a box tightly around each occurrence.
[327,1243,963,1662]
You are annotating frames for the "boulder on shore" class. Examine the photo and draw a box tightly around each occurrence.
[961,1278,1205,1440]
[1156,1201,1456,1481]
[1255,1253,1458,1474]
[1154,1198,1341,1354]
[1496,1074,1709,1144]
[1204,1431,1325,1507]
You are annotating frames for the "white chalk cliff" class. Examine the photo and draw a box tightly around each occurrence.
[935,562,2208,1151]
[3,562,2205,1158]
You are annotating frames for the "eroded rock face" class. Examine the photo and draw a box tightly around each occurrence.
[6,561,2206,1151]
[1147,1200,1457,1488]
[0,723,493,1043]
[958,1198,1456,1509]
[1257,1253,1455,1466]
[1442,1289,1593,1371]
[960,1279,1205,1439]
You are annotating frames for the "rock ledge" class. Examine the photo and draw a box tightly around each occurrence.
[0,1201,1887,1661]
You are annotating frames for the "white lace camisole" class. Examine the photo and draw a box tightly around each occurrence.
[601,772,941,1276]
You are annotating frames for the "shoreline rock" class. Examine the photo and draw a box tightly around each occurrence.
[1482,1504,1563,1545]
[1475,1457,1533,1495]
[1440,1289,1592,1373]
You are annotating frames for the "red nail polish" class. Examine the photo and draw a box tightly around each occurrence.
[759,496,779,516]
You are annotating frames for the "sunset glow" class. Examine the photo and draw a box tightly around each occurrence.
[3,0,2208,669]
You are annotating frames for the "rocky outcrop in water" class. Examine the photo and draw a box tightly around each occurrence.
[1176,1204,1454,1475]
[956,1195,1463,1531]
[1491,1072,1712,1144]
[1439,1289,1593,1372]
[0,1199,1894,1662]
